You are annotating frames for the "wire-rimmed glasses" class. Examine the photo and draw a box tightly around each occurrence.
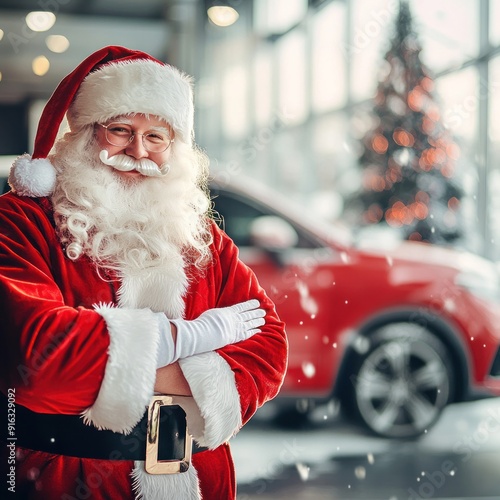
[97,122,174,153]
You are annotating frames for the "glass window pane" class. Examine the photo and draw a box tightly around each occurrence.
[410,0,480,72]
[196,76,220,148]
[435,66,480,253]
[491,0,500,47]
[221,65,249,140]
[274,129,306,197]
[310,114,353,221]
[254,0,308,36]
[488,56,500,257]
[490,58,500,144]
[254,49,273,127]
[311,1,347,112]
[350,0,399,102]
[277,30,308,125]
[436,66,479,144]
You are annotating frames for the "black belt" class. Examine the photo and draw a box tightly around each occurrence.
[3,394,207,468]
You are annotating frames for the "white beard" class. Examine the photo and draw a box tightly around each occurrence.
[51,131,209,499]
[50,129,212,286]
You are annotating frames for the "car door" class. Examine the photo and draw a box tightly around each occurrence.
[211,187,349,398]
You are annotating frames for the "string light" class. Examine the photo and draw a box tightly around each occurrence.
[26,11,56,32]
[372,134,388,154]
[207,5,239,27]
[32,56,50,76]
[46,35,70,53]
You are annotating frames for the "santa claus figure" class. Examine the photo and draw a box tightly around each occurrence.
[0,46,288,499]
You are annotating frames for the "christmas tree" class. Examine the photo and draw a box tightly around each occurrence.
[347,0,463,244]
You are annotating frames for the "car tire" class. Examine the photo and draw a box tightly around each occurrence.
[349,322,454,439]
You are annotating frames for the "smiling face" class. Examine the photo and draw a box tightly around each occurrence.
[51,118,212,270]
[94,114,175,179]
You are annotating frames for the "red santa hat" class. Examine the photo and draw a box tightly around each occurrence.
[9,45,194,197]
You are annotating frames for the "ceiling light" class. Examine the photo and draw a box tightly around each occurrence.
[46,35,70,53]
[32,55,50,76]
[0,72,2,82]
[26,11,56,32]
[0,29,4,41]
[207,4,239,27]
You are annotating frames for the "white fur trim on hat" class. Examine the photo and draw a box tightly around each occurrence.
[8,153,56,197]
[67,59,194,145]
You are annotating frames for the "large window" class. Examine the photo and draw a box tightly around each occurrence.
[490,0,500,46]
[254,49,273,128]
[411,0,480,71]
[198,0,500,259]
[254,0,308,36]
[436,67,479,144]
[311,1,347,113]
[276,29,308,126]
[221,64,249,140]
[350,0,397,102]
[489,56,500,257]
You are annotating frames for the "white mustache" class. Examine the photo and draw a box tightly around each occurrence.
[99,150,170,177]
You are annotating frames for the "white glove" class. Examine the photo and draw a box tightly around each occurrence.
[155,299,265,368]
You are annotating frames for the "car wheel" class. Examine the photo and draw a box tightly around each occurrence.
[350,323,453,438]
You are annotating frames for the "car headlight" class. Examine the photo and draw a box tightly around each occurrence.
[455,270,500,302]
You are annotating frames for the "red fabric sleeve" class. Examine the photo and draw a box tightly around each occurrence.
[0,193,111,414]
[209,222,288,425]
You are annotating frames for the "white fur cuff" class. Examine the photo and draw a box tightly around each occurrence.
[179,352,242,449]
[8,153,57,197]
[82,304,160,433]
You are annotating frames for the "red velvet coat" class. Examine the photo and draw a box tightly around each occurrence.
[0,191,288,499]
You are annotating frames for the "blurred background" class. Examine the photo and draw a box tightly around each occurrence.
[0,0,500,259]
[1,1,500,498]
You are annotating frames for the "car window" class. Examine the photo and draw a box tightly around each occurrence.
[211,189,319,249]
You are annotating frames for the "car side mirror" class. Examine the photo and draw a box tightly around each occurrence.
[249,216,299,252]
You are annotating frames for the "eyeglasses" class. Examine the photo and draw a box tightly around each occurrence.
[97,122,174,153]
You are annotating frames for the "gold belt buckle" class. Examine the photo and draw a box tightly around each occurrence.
[145,395,192,474]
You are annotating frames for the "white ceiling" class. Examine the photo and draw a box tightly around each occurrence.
[0,0,201,104]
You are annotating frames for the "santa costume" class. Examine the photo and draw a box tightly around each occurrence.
[0,46,288,499]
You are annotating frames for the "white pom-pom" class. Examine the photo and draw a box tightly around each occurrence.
[8,153,57,197]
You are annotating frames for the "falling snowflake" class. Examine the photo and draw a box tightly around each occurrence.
[27,468,40,481]
[355,466,366,480]
[443,297,456,312]
[295,463,310,481]
[296,280,318,315]
[301,362,316,378]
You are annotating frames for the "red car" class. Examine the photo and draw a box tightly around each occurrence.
[210,175,500,438]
